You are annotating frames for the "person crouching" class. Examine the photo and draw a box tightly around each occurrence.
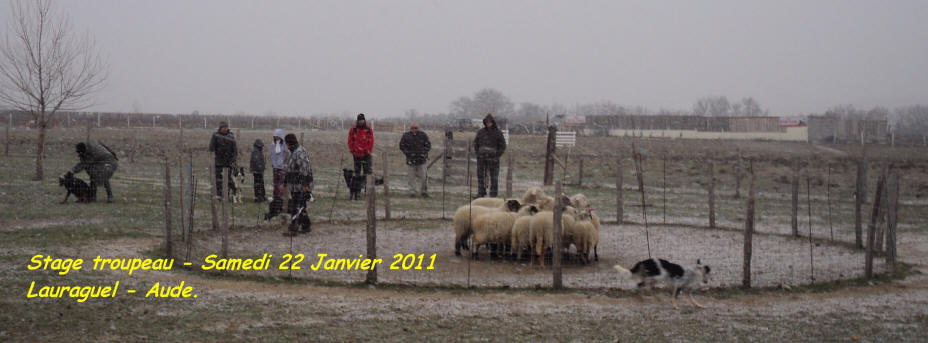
[283,133,314,236]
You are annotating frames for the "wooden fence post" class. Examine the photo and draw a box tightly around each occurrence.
[209,163,219,231]
[544,126,556,185]
[865,172,885,278]
[130,131,137,163]
[743,159,755,289]
[708,159,716,229]
[179,154,186,244]
[875,165,889,252]
[855,148,868,248]
[85,125,91,143]
[616,152,623,223]
[383,152,391,220]
[552,181,563,289]
[791,158,800,237]
[807,175,815,283]
[734,149,742,198]
[886,169,900,269]
[163,156,174,257]
[827,163,833,241]
[366,174,378,284]
[632,144,651,258]
[662,153,667,224]
[221,168,230,259]
[505,152,513,198]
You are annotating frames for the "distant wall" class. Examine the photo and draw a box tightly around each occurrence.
[596,126,808,142]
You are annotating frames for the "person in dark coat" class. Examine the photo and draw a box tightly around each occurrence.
[473,113,506,198]
[249,139,267,202]
[208,121,237,197]
[399,122,431,197]
[347,113,374,200]
[70,141,119,202]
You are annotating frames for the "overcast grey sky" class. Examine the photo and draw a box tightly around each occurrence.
[3,0,926,117]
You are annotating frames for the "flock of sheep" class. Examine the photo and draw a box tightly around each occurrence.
[453,188,601,265]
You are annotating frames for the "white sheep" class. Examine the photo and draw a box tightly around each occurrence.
[529,205,579,266]
[453,199,521,256]
[510,214,536,262]
[471,204,538,260]
[470,187,546,208]
[566,212,596,264]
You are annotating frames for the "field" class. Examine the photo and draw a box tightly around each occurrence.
[2,126,928,342]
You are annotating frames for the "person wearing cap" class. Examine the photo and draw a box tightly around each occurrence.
[265,129,288,219]
[208,121,238,197]
[399,122,431,197]
[69,141,119,202]
[347,113,374,199]
[473,113,506,198]
[249,138,267,202]
[282,133,313,236]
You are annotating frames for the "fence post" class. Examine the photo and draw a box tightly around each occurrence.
[179,154,186,244]
[734,149,742,198]
[886,169,900,269]
[855,148,868,248]
[708,159,716,229]
[865,172,885,278]
[163,156,174,257]
[209,163,218,231]
[544,126,556,185]
[383,152,391,220]
[743,159,755,289]
[807,175,815,283]
[827,163,833,241]
[791,158,800,237]
[366,174,378,285]
[662,153,667,224]
[442,131,450,219]
[85,125,91,143]
[632,143,651,258]
[505,152,513,198]
[552,181,563,289]
[221,168,230,259]
[616,152,623,223]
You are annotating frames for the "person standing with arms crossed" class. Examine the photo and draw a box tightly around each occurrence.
[399,122,431,197]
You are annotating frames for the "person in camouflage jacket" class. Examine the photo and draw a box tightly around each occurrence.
[70,140,119,202]
[283,133,313,235]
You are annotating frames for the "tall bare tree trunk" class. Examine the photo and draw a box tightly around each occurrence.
[34,122,47,180]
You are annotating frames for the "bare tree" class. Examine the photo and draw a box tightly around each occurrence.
[692,96,731,116]
[449,88,515,119]
[0,0,107,180]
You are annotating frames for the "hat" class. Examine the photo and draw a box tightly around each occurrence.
[284,133,298,146]
[357,113,366,121]
[218,121,229,128]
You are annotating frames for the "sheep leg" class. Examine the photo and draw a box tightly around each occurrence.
[594,245,599,262]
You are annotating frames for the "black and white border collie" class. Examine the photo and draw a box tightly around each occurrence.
[230,167,245,204]
[614,258,711,310]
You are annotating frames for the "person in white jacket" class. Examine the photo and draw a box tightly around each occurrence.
[265,129,288,220]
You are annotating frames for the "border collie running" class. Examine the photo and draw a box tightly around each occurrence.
[614,258,711,310]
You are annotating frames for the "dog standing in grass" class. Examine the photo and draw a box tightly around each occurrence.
[614,258,711,310]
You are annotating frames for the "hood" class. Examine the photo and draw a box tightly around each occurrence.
[273,129,284,139]
[253,139,264,149]
[482,114,496,128]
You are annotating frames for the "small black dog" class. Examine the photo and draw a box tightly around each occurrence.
[59,171,92,203]
[342,168,383,200]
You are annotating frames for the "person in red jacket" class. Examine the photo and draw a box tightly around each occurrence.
[347,113,374,199]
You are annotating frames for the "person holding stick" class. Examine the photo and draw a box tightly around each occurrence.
[282,133,314,236]
[208,121,237,199]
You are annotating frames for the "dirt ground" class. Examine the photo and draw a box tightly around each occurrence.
[191,220,887,290]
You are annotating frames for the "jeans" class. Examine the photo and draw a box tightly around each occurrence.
[253,172,266,201]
